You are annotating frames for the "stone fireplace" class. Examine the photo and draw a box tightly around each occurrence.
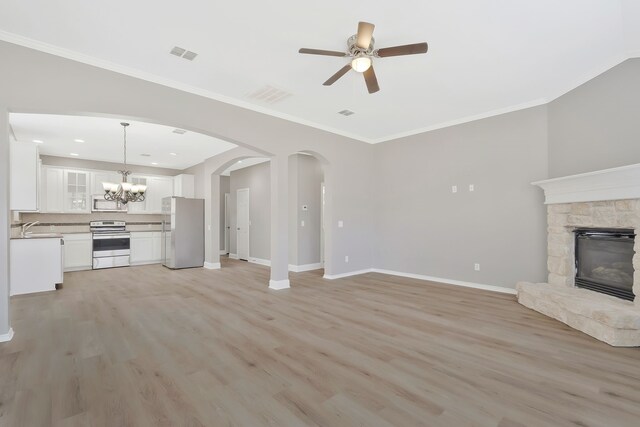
[517,164,640,347]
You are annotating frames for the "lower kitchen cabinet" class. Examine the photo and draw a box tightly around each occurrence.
[63,233,93,271]
[130,232,163,265]
[10,237,64,296]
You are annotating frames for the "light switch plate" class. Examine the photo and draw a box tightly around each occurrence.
[338,220,344,228]
[474,263,480,271]
[345,255,349,263]
[469,184,475,192]
[301,220,305,227]
[452,185,458,193]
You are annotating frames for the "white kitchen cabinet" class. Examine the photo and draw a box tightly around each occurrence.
[173,174,195,198]
[63,233,93,271]
[10,140,40,212]
[64,170,92,213]
[130,232,162,265]
[127,176,149,214]
[41,166,65,213]
[146,177,174,214]
[10,237,64,295]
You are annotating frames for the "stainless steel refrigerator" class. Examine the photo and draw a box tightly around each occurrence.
[162,197,205,269]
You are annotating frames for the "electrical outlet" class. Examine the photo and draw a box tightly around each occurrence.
[451,185,458,193]
[301,220,305,227]
[338,220,344,228]
[474,263,480,271]
[345,255,349,263]
[50,225,55,231]
[469,184,475,192]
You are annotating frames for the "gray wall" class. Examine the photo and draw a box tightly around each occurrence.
[292,154,323,266]
[229,161,271,260]
[373,106,549,288]
[548,58,640,177]
[41,155,181,176]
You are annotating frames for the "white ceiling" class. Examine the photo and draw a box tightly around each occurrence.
[1,1,639,143]
[9,114,237,170]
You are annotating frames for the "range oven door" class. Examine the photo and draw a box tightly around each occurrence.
[92,233,131,258]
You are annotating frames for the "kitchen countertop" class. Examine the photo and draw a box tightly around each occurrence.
[11,233,64,240]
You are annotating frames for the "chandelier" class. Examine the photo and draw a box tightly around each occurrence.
[102,122,146,204]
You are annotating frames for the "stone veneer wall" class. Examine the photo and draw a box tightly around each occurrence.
[547,199,640,305]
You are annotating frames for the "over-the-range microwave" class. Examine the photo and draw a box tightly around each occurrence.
[92,195,128,212]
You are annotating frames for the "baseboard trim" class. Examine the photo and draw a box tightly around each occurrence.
[219,250,228,255]
[289,263,323,272]
[323,269,374,280]
[249,257,271,267]
[204,262,221,270]
[269,279,290,290]
[371,269,517,295]
[229,253,239,260]
[0,328,14,343]
[130,260,162,266]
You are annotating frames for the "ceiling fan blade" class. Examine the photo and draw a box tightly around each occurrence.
[376,42,428,57]
[299,48,347,57]
[323,64,352,86]
[363,66,380,94]
[356,22,375,49]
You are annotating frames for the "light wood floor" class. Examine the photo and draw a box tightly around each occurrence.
[1,258,639,426]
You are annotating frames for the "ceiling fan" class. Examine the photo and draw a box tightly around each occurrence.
[299,22,428,94]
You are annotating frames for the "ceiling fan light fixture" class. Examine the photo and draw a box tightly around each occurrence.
[351,55,372,73]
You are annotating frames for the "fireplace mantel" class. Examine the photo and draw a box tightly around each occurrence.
[532,163,640,205]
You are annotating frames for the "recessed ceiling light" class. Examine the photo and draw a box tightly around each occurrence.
[70,153,79,157]
[140,153,151,157]
[151,162,158,165]
[338,109,355,116]
[74,139,85,143]
[172,129,186,134]
[32,139,43,144]
[238,160,242,163]
[169,152,177,156]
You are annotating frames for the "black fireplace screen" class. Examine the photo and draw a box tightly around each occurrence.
[575,229,635,301]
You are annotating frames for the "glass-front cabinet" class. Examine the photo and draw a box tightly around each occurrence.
[127,176,148,213]
[64,170,92,213]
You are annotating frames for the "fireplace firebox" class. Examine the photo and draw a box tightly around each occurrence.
[574,228,635,301]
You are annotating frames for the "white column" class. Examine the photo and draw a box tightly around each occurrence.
[204,173,221,269]
[269,155,290,289]
[0,108,12,342]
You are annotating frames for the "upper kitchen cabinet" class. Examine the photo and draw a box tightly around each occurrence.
[10,140,40,211]
[127,176,149,214]
[41,166,64,213]
[146,176,174,214]
[41,166,92,214]
[64,170,92,213]
[173,174,195,198]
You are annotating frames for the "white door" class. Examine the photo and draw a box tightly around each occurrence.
[224,193,230,254]
[236,188,250,261]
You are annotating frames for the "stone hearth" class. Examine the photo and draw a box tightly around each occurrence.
[519,164,640,347]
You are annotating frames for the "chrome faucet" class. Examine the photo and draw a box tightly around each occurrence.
[21,221,40,237]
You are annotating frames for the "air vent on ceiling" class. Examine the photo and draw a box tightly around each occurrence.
[169,46,198,61]
[170,46,186,57]
[172,129,187,135]
[338,109,355,116]
[247,85,293,105]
